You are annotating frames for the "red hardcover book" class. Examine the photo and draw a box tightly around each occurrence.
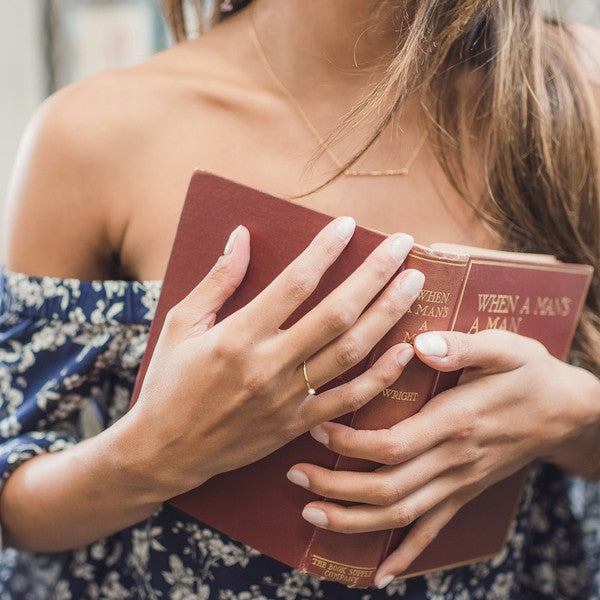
[131,170,593,588]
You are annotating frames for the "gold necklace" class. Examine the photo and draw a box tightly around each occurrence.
[247,4,427,177]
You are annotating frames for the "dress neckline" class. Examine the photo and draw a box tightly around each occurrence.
[0,265,163,286]
[0,265,161,324]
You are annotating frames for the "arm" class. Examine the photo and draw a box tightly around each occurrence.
[0,418,164,550]
[0,85,426,551]
[544,363,600,478]
[0,75,166,549]
[287,329,600,587]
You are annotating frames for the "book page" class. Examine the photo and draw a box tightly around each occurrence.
[430,243,558,263]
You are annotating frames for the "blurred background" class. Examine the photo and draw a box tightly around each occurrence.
[1,0,599,261]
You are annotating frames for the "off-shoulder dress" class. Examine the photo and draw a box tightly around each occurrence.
[0,266,598,600]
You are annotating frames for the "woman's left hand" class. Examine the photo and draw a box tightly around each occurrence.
[285,329,600,589]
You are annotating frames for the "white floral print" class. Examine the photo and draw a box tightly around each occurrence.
[0,266,598,599]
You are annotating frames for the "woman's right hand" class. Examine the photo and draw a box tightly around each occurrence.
[124,217,425,502]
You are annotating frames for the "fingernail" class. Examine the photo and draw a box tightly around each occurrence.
[389,233,414,261]
[286,469,310,488]
[302,507,328,527]
[399,269,425,296]
[333,216,356,240]
[223,225,241,255]
[376,574,394,589]
[310,425,329,445]
[415,333,448,357]
[397,346,414,367]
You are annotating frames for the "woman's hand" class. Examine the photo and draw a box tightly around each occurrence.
[286,328,600,588]
[122,217,425,503]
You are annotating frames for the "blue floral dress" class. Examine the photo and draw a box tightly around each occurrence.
[0,265,598,600]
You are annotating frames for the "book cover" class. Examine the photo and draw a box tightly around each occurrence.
[131,170,593,587]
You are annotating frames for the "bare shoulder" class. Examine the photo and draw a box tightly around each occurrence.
[0,68,168,278]
[1,23,250,280]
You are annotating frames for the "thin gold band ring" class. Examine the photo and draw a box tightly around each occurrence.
[303,360,316,395]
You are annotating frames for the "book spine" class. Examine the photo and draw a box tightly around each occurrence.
[298,250,470,587]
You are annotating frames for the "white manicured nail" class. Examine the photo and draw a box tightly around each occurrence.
[223,225,241,255]
[376,575,394,589]
[286,469,310,488]
[415,333,448,357]
[302,507,328,527]
[333,216,356,240]
[389,234,414,261]
[310,425,329,445]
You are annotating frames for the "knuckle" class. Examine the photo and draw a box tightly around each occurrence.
[378,359,402,386]
[373,266,391,287]
[467,471,485,491]
[372,255,395,284]
[341,388,369,413]
[381,432,408,464]
[378,296,403,319]
[325,305,356,335]
[371,255,398,287]
[286,268,317,302]
[206,260,235,292]
[213,341,241,363]
[452,334,472,363]
[212,329,246,361]
[333,519,353,534]
[164,305,183,329]
[321,236,345,259]
[461,467,486,492]
[451,403,477,441]
[460,444,483,465]
[329,519,352,533]
[326,427,353,453]
[335,335,364,370]
[417,526,440,547]
[453,418,476,442]
[243,368,274,396]
[375,478,401,505]
[391,503,417,527]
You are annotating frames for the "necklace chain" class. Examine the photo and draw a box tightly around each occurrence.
[247,4,427,177]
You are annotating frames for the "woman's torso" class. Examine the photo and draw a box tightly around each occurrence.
[2,8,599,598]
[6,7,497,284]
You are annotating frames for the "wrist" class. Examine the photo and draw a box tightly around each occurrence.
[108,404,214,504]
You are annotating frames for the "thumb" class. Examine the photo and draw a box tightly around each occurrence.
[172,225,251,335]
[413,329,529,374]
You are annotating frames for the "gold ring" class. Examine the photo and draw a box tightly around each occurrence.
[303,360,316,395]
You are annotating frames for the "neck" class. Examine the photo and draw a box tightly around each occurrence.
[247,0,402,96]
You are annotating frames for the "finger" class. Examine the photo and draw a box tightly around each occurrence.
[310,371,503,465]
[300,470,465,534]
[296,268,424,385]
[282,233,415,364]
[373,497,466,588]
[308,410,449,466]
[167,225,251,335]
[413,329,540,374]
[244,216,356,330]
[298,344,414,429]
[286,441,470,506]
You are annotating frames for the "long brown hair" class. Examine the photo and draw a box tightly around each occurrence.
[162,0,600,373]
